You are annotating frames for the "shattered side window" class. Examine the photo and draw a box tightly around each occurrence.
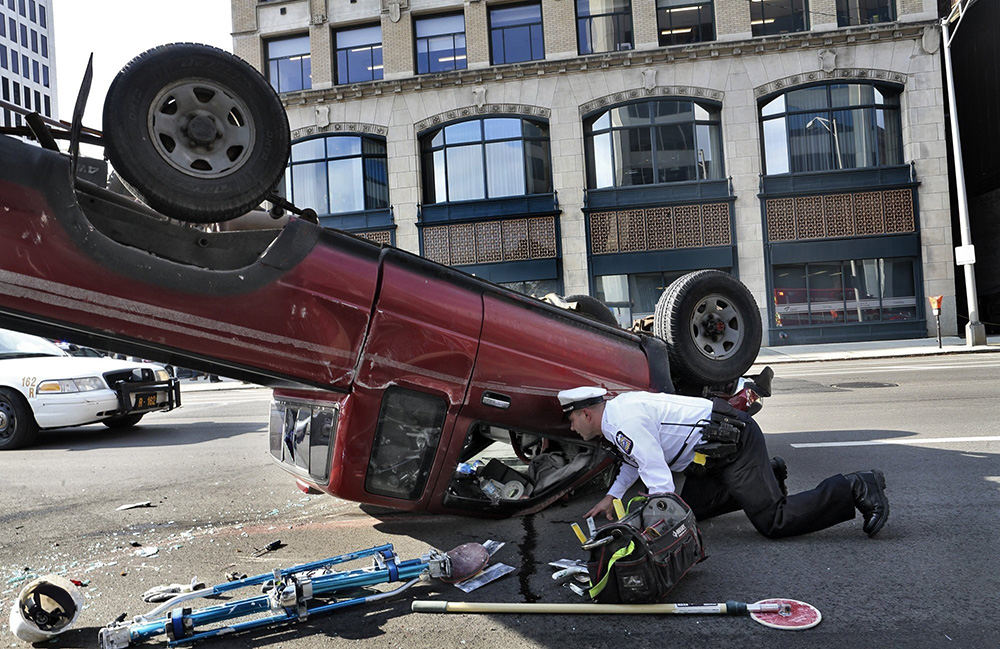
[365,388,447,500]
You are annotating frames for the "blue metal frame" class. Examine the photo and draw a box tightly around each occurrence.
[100,544,434,648]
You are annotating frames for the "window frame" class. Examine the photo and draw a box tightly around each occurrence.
[334,23,383,85]
[414,12,467,75]
[576,0,634,55]
[265,33,312,93]
[751,0,808,36]
[758,81,904,176]
[488,2,545,65]
[583,97,725,189]
[836,0,896,26]
[285,133,390,217]
[419,116,553,204]
[656,0,715,46]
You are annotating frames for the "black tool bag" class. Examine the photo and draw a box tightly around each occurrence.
[585,494,705,604]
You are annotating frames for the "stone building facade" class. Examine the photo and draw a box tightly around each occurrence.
[231,0,954,344]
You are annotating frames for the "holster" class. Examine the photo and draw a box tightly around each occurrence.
[687,399,746,469]
[585,494,705,604]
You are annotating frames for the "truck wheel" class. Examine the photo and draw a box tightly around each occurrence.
[102,414,144,429]
[653,270,762,385]
[0,388,38,450]
[103,43,290,223]
[564,295,620,327]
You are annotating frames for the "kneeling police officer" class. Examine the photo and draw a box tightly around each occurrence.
[558,386,889,539]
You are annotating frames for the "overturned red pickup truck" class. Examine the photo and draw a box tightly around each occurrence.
[0,44,762,516]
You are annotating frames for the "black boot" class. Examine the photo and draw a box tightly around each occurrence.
[846,470,889,537]
[770,456,788,496]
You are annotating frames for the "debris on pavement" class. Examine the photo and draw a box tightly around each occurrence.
[454,563,516,593]
[142,578,206,603]
[251,540,284,557]
[132,547,159,558]
[116,502,154,511]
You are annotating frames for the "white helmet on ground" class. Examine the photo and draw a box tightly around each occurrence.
[8,574,84,643]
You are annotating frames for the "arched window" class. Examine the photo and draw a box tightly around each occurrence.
[286,134,389,215]
[420,116,552,203]
[759,83,903,175]
[584,98,723,188]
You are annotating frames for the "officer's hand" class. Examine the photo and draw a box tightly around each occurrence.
[585,495,616,521]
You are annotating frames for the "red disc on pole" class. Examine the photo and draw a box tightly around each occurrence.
[750,598,822,630]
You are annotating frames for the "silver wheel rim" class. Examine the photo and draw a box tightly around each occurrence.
[0,402,13,440]
[690,293,745,361]
[147,79,255,179]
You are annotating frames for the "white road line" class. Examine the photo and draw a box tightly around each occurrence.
[777,361,1000,378]
[791,436,1000,448]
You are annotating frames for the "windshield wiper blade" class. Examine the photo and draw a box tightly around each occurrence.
[0,352,59,359]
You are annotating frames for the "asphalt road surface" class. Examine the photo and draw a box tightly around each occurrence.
[2,353,999,649]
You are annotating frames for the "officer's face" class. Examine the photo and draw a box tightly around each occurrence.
[568,408,601,440]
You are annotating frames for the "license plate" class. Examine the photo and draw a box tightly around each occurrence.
[135,393,158,409]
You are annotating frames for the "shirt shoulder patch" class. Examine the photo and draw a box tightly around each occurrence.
[615,431,633,455]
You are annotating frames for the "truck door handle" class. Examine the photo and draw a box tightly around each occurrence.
[482,391,511,409]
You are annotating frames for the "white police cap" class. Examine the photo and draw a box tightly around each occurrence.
[557,386,608,414]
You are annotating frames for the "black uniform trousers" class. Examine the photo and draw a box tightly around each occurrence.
[679,412,856,538]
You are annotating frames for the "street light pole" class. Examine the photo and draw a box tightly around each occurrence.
[941,6,987,346]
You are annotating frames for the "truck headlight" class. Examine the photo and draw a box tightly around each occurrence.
[154,369,171,382]
[37,377,105,393]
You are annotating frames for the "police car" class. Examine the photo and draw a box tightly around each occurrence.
[0,330,180,450]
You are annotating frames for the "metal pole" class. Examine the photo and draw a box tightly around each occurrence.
[941,17,987,346]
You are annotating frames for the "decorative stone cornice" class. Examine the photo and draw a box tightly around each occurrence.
[754,68,907,98]
[277,20,935,107]
[414,104,552,132]
[290,121,388,140]
[580,86,724,116]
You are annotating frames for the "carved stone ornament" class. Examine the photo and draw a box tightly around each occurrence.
[819,49,836,74]
[382,0,408,23]
[921,26,940,55]
[315,105,330,129]
[472,86,487,109]
[641,69,656,93]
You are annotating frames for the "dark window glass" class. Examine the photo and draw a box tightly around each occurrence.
[656,0,714,46]
[21,54,27,79]
[18,0,24,16]
[30,29,36,52]
[10,50,17,74]
[8,18,15,43]
[40,34,46,57]
[32,88,38,109]
[760,83,903,174]
[31,59,38,82]
[41,64,47,87]
[773,259,915,327]
[585,98,723,189]
[751,0,807,36]
[577,0,633,54]
[266,35,311,93]
[11,81,19,105]
[287,135,389,217]
[38,3,44,28]
[837,0,895,26]
[420,117,551,203]
[0,14,4,36]
[0,46,6,70]
[335,24,383,84]
[42,93,49,116]
[490,3,544,64]
[366,389,447,500]
[1,77,8,101]
[28,0,34,22]
[415,14,466,74]
[19,23,26,45]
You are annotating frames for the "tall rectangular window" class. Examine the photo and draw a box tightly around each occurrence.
[266,34,311,93]
[335,24,382,84]
[490,3,544,65]
[751,0,807,36]
[0,46,6,70]
[20,23,27,45]
[38,3,45,28]
[41,34,47,57]
[415,14,466,74]
[28,0,34,22]
[657,0,714,46]
[9,18,15,43]
[837,0,895,25]
[30,29,36,52]
[577,0,633,54]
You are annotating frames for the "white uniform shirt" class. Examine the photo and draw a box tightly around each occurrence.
[602,391,715,499]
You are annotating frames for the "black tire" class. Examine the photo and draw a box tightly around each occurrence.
[102,413,144,429]
[103,43,290,223]
[0,388,38,450]
[564,294,620,327]
[653,270,762,385]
